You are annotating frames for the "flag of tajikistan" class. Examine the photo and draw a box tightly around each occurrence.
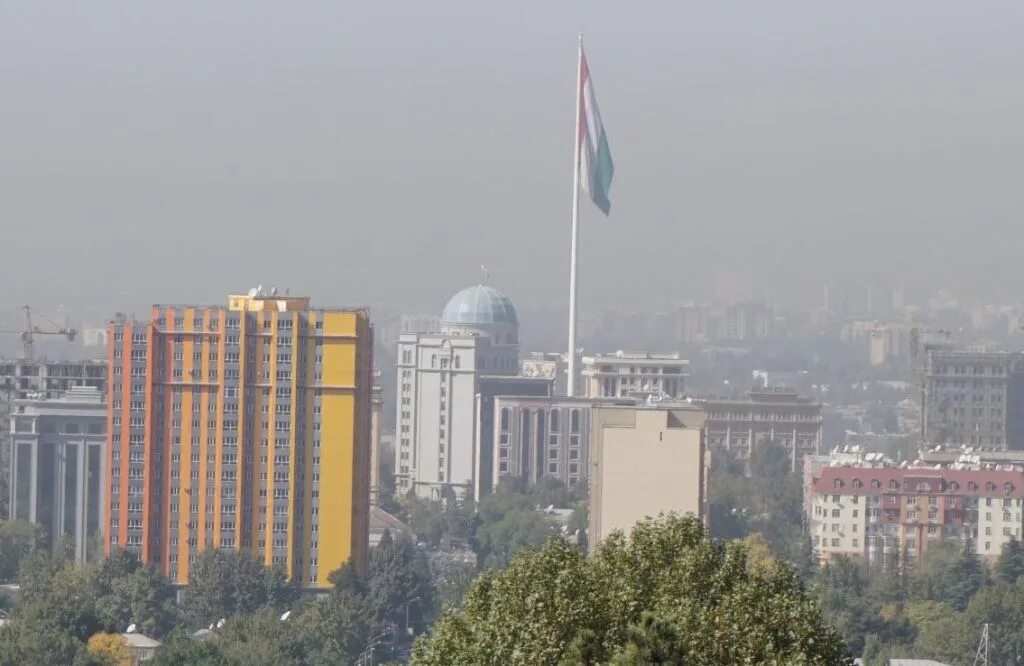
[578,48,614,215]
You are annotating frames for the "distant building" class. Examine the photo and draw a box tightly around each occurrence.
[807,459,1024,566]
[674,304,710,344]
[696,387,823,471]
[369,382,384,506]
[491,396,600,492]
[718,301,774,342]
[0,358,107,398]
[589,405,707,547]
[581,351,688,400]
[106,290,373,588]
[841,321,909,366]
[921,349,1024,449]
[520,352,567,396]
[8,386,106,563]
[396,285,523,499]
[81,328,110,348]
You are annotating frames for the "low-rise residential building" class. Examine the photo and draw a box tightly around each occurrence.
[697,387,823,471]
[589,405,707,547]
[807,461,1024,567]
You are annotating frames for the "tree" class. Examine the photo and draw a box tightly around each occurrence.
[179,548,299,630]
[473,486,558,569]
[85,632,130,666]
[995,537,1024,584]
[367,530,436,635]
[411,514,852,665]
[91,550,177,638]
[0,520,43,582]
[294,590,372,665]
[942,541,984,612]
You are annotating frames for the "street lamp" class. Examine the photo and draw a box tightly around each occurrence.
[358,630,391,666]
[405,596,422,638]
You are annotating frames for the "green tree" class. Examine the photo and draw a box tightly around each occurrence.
[0,519,43,582]
[411,514,851,665]
[179,548,299,630]
[473,486,558,569]
[368,530,436,635]
[91,549,177,638]
[942,541,985,612]
[996,537,1024,584]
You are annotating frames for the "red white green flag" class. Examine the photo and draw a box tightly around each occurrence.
[578,47,614,215]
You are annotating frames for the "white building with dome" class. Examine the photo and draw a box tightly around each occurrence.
[396,285,544,499]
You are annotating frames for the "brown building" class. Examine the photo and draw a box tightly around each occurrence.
[105,290,373,588]
[697,387,822,471]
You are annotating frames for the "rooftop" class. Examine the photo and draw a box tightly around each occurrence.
[583,350,684,362]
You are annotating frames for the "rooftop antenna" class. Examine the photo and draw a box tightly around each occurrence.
[480,264,490,283]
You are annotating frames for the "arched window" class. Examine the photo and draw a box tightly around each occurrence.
[949,481,959,492]
[853,479,863,489]
[431,355,437,368]
[986,482,997,492]
[833,479,844,489]
[1005,482,1014,494]
[550,409,560,432]
[454,356,461,369]
[889,480,899,490]
[570,409,581,434]
[870,479,880,489]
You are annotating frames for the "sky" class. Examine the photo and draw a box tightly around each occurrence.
[2,2,1024,331]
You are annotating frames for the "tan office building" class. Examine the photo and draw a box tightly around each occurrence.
[589,405,707,546]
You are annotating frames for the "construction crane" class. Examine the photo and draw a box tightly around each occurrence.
[0,305,77,360]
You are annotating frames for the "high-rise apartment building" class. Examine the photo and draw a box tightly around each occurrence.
[589,405,707,547]
[921,350,1024,449]
[106,290,373,588]
[8,386,106,563]
[581,351,688,400]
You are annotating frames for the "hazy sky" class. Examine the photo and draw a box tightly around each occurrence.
[3,2,1024,329]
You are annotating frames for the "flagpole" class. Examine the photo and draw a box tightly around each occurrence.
[567,33,583,397]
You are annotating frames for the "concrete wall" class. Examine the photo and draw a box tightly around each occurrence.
[589,406,707,546]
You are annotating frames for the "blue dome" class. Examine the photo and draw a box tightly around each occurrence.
[441,285,519,326]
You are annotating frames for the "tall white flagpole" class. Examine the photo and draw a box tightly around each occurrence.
[567,33,583,397]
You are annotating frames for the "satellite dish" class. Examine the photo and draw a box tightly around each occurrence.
[280,610,291,622]
[216,618,226,629]
[126,623,137,634]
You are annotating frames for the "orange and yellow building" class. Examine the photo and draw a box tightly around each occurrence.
[105,290,372,587]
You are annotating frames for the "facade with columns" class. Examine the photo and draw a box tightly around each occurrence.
[695,387,823,471]
[8,386,107,563]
